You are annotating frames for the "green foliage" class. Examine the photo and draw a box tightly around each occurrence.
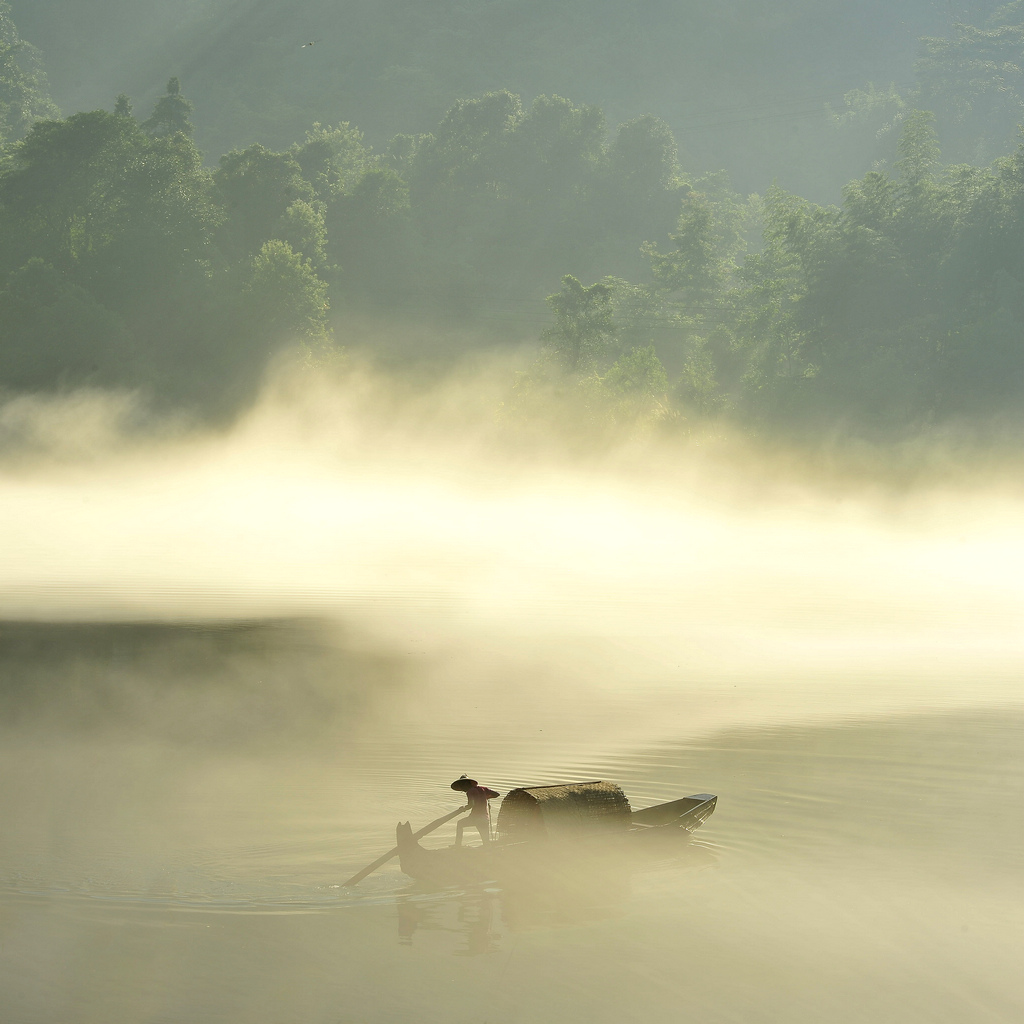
[277,199,329,273]
[603,344,669,397]
[508,94,606,200]
[411,90,524,206]
[0,258,132,390]
[543,275,616,374]
[895,110,940,191]
[242,239,330,344]
[831,82,907,135]
[675,338,726,418]
[0,110,218,307]
[0,102,338,411]
[915,6,1024,163]
[646,193,722,301]
[724,120,1024,429]
[347,166,410,218]
[3,0,1024,440]
[836,5,1024,170]
[214,144,313,259]
[0,9,343,412]
[0,0,57,150]
[588,345,672,436]
[291,122,372,202]
[143,77,193,138]
[609,114,680,198]
[644,176,747,309]
[16,0,957,202]
[327,166,414,304]
[561,90,1024,436]
[600,277,667,350]
[0,80,685,410]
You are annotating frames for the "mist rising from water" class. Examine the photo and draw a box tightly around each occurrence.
[2,355,1022,746]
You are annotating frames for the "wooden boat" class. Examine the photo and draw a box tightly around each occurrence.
[396,782,717,886]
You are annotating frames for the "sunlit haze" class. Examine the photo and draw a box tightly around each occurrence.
[3,365,1022,730]
[3,3,1024,1021]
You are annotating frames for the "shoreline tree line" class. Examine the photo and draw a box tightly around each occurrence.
[2,0,1024,436]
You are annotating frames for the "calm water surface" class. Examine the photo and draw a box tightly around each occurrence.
[1,618,1021,1024]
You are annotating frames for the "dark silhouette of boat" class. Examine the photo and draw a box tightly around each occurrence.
[396,782,717,885]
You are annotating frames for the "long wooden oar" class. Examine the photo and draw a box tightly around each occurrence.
[341,806,465,887]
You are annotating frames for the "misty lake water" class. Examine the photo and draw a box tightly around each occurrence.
[1,391,1023,1023]
[3,622,1022,1024]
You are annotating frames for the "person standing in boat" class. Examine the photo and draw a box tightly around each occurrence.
[451,775,500,846]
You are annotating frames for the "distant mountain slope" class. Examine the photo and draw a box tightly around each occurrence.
[10,0,1000,197]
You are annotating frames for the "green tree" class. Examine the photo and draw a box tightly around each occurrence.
[894,110,940,193]
[836,6,1024,170]
[731,186,813,418]
[593,344,672,434]
[609,114,680,199]
[143,77,194,138]
[0,109,223,402]
[405,91,526,308]
[508,94,606,201]
[603,344,669,396]
[0,1,57,150]
[915,6,1024,163]
[214,144,314,258]
[645,177,746,309]
[277,199,329,273]
[0,110,217,309]
[602,113,686,272]
[329,166,414,305]
[543,274,616,373]
[385,133,427,177]
[0,258,133,390]
[347,166,410,218]
[841,170,898,235]
[291,122,372,202]
[675,338,725,417]
[242,239,330,344]
[410,90,523,204]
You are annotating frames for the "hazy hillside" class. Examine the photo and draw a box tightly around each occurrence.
[10,0,1000,198]
[5,0,1024,437]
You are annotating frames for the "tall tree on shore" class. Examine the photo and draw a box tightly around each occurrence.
[0,0,57,151]
[543,274,616,373]
[0,110,217,313]
[143,77,194,138]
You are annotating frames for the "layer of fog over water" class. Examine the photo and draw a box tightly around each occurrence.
[2,363,1023,1023]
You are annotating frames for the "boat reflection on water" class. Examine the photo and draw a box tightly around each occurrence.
[392,782,718,953]
[397,890,500,955]
[395,841,717,953]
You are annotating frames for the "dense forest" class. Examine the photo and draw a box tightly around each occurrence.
[2,0,1024,435]
[11,0,955,198]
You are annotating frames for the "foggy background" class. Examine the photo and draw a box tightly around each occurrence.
[2,2,1024,1022]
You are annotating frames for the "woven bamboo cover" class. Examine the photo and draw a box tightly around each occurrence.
[496,781,631,839]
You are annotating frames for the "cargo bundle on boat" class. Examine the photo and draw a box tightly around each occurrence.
[497,781,632,840]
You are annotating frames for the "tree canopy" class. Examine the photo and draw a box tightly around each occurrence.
[0,0,57,150]
[1,2,1024,438]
